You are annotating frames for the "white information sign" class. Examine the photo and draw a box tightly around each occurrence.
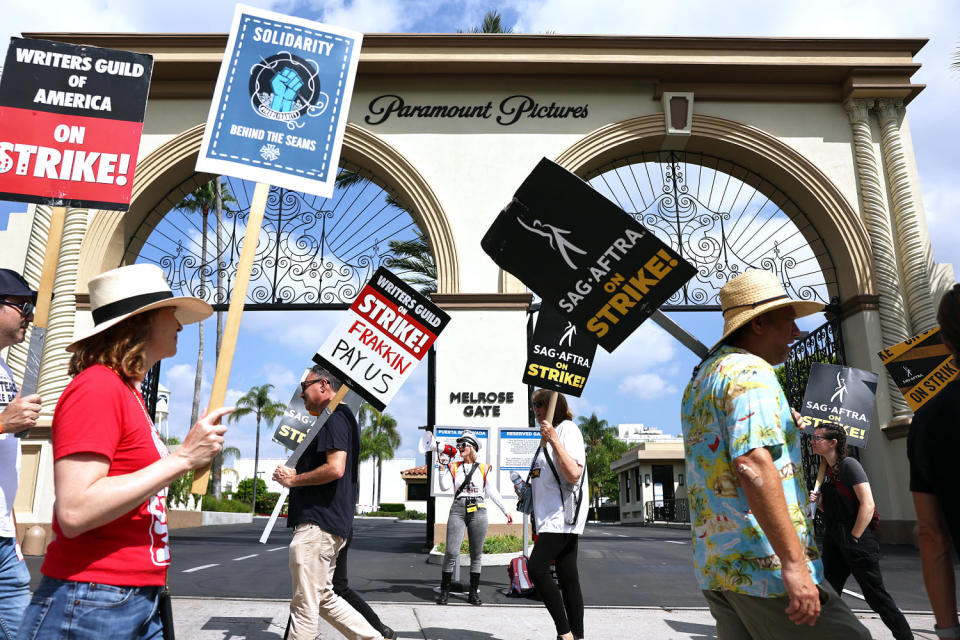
[498,428,540,498]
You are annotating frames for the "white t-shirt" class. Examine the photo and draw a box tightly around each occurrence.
[0,357,21,538]
[531,419,588,535]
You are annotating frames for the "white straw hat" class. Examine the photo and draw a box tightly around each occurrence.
[67,264,212,352]
[714,269,823,351]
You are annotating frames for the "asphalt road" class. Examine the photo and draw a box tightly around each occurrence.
[24,518,946,611]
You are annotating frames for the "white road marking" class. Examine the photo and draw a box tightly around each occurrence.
[182,564,218,573]
[233,554,258,561]
[666,540,686,544]
[843,589,866,600]
[617,534,628,538]
[602,532,613,536]
[267,547,285,552]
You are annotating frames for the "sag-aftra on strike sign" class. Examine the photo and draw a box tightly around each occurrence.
[0,38,152,210]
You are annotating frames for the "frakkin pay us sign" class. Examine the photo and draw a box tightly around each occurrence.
[523,304,597,397]
[196,4,362,198]
[0,37,153,210]
[800,362,878,448]
[481,158,696,352]
[313,267,450,412]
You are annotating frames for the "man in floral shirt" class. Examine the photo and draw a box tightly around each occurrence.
[681,270,870,639]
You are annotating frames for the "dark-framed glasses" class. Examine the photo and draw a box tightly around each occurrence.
[0,300,34,317]
[300,378,325,393]
[810,435,829,441]
[532,401,545,409]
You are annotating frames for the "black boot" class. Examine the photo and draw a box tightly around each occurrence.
[436,571,452,605]
[468,572,482,605]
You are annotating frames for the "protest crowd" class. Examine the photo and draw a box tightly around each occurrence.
[1,10,959,640]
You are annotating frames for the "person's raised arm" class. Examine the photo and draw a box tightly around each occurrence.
[734,446,819,627]
[913,491,959,633]
[55,406,231,538]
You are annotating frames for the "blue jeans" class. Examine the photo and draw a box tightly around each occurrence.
[17,577,163,640]
[0,537,30,640]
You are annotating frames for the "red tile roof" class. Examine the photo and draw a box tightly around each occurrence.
[401,464,428,479]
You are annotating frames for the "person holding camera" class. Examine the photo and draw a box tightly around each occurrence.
[809,422,912,639]
[526,389,588,640]
[435,431,512,606]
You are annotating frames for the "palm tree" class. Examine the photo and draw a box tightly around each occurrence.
[577,413,620,510]
[461,9,514,33]
[228,384,285,512]
[177,179,237,498]
[358,402,400,507]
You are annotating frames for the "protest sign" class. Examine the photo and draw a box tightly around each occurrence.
[196,4,362,198]
[313,267,451,412]
[430,427,490,496]
[800,363,878,447]
[879,327,958,411]
[481,158,696,352]
[272,367,364,450]
[523,304,597,396]
[0,37,152,210]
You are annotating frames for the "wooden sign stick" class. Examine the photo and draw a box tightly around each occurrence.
[192,182,270,494]
[809,459,827,518]
[538,390,559,447]
[17,206,67,438]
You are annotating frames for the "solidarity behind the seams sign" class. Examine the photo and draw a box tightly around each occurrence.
[196,4,362,198]
[0,37,153,210]
[481,158,696,353]
[312,266,451,412]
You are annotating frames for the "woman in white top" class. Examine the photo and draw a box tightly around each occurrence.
[435,430,512,605]
[528,389,588,640]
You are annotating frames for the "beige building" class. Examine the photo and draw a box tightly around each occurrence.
[612,442,687,525]
[0,33,951,547]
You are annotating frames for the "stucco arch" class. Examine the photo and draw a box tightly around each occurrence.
[548,113,875,305]
[77,123,460,294]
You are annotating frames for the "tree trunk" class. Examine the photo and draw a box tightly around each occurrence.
[376,459,383,507]
[371,455,377,506]
[189,209,208,446]
[252,415,262,514]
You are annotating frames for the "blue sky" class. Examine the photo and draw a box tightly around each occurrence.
[2,0,958,464]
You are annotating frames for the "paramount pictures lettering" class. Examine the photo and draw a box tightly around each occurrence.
[365,94,589,126]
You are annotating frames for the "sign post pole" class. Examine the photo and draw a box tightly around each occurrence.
[192,182,269,495]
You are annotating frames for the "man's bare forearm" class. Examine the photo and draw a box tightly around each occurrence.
[290,463,343,487]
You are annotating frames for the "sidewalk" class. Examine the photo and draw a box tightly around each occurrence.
[172,597,941,639]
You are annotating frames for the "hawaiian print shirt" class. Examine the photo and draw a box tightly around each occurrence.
[680,345,823,597]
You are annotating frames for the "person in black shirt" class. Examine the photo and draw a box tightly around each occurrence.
[908,283,960,639]
[273,366,384,640]
[810,422,912,639]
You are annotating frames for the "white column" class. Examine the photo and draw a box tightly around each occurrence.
[5,206,53,383]
[875,99,938,333]
[844,99,911,418]
[36,208,89,416]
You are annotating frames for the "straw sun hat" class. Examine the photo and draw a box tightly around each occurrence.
[67,264,212,352]
[714,269,823,351]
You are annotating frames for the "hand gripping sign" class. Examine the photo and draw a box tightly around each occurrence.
[259,267,450,542]
[481,158,697,354]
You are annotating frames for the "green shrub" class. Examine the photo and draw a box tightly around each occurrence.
[234,477,268,505]
[436,534,523,554]
[202,495,253,513]
[399,510,426,520]
[256,491,287,515]
[377,503,405,512]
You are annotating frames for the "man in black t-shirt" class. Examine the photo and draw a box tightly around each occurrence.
[273,365,383,640]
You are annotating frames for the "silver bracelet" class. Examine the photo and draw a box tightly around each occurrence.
[935,624,960,639]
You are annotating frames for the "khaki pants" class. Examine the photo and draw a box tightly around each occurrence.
[288,524,381,640]
[702,582,873,640]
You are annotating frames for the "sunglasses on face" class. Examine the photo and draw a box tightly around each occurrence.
[0,300,34,317]
[532,401,545,409]
[300,378,326,393]
[456,443,468,450]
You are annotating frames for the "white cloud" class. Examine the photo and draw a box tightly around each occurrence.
[618,373,678,399]
[591,320,677,377]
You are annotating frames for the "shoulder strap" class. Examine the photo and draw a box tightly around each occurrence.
[828,464,858,505]
[454,463,479,499]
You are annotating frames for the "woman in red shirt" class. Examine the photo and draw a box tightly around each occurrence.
[18,264,232,640]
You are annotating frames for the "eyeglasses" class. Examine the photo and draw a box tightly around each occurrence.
[456,443,469,450]
[300,378,326,393]
[532,401,545,409]
[810,435,831,441]
[0,300,34,317]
